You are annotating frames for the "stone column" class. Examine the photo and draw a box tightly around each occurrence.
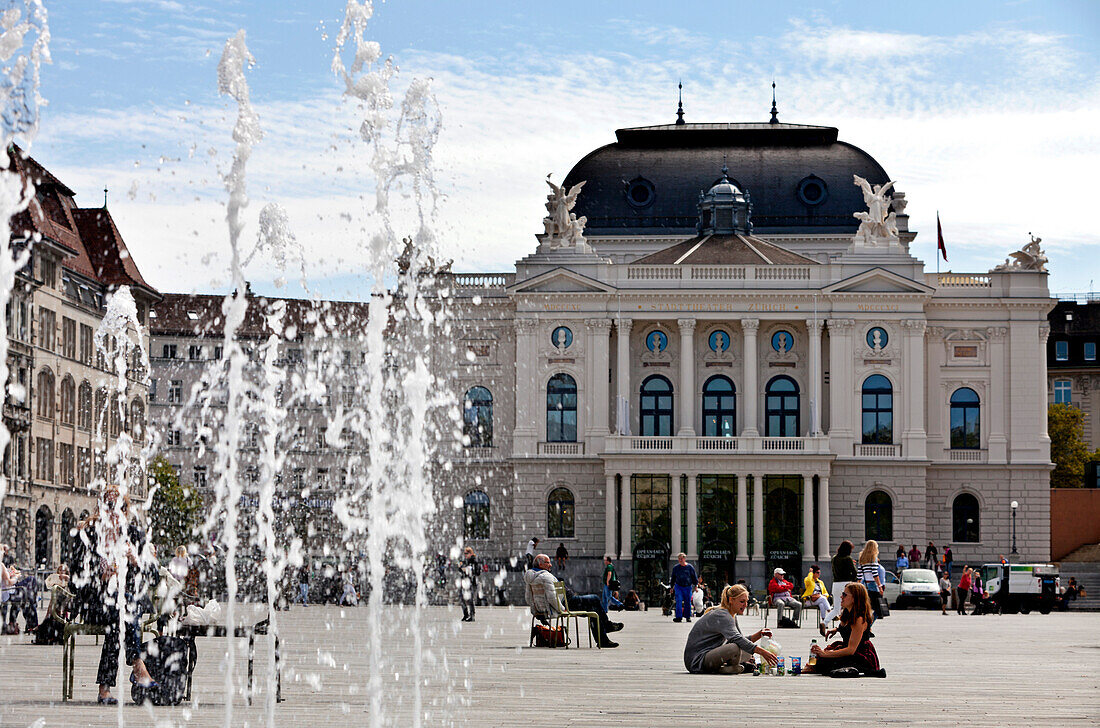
[513,317,540,454]
[687,474,699,560]
[620,472,632,557]
[615,318,633,435]
[807,319,824,436]
[605,473,617,558]
[736,475,748,561]
[817,475,830,560]
[677,318,697,436]
[987,326,1008,463]
[752,474,763,559]
[1039,323,1051,447]
[827,319,855,452]
[671,472,682,557]
[901,319,928,459]
[802,474,815,562]
[925,327,946,454]
[740,319,760,437]
[587,318,613,449]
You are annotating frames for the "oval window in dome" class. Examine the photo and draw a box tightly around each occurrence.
[797,175,828,206]
[625,177,655,209]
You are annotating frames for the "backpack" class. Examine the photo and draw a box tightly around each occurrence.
[131,636,197,706]
[532,624,568,648]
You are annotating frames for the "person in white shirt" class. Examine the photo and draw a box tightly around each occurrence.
[524,537,540,570]
[691,580,705,617]
[168,545,192,581]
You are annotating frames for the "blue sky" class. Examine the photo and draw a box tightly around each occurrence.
[24,0,1100,297]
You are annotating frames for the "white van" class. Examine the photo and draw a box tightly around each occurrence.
[980,563,1059,614]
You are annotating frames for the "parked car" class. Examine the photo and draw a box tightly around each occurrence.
[882,570,900,606]
[892,568,942,609]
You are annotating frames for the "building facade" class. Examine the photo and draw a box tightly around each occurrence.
[2,150,158,568]
[1046,298,1100,485]
[447,118,1054,600]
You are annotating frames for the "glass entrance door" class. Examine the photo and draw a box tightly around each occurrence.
[763,475,803,580]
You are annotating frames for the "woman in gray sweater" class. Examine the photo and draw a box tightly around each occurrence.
[683,584,780,674]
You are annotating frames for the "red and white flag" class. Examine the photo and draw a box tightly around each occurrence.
[937,212,948,261]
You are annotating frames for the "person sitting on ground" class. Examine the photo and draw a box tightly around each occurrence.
[767,567,802,627]
[804,582,886,678]
[802,565,832,627]
[523,553,622,648]
[622,589,643,611]
[683,584,781,674]
[691,578,706,617]
[1057,577,1082,611]
[340,570,358,607]
[670,553,698,623]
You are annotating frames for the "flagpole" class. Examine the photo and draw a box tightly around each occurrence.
[936,210,940,276]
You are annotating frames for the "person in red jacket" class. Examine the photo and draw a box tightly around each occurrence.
[767,568,802,626]
[956,566,972,615]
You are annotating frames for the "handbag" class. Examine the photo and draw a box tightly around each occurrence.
[533,624,568,648]
[609,579,621,592]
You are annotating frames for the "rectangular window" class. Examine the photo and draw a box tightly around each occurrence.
[77,446,91,488]
[1086,342,1096,361]
[167,430,182,446]
[168,380,183,404]
[61,317,76,358]
[189,345,203,360]
[37,308,55,350]
[79,324,94,364]
[162,344,177,359]
[1055,341,1069,361]
[1054,379,1072,404]
[148,379,157,402]
[58,443,74,486]
[35,437,53,482]
[193,466,207,489]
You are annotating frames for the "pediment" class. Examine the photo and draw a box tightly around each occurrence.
[823,268,934,295]
[509,267,616,294]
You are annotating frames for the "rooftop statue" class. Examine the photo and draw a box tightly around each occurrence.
[542,175,588,250]
[992,234,1047,273]
[852,175,899,246]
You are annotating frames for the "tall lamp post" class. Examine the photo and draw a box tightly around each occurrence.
[1010,500,1019,557]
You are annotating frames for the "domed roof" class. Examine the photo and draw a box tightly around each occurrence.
[561,121,891,235]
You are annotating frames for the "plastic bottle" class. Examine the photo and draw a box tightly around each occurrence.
[808,639,818,667]
[758,636,782,675]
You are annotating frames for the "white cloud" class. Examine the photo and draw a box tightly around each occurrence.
[26,16,1100,297]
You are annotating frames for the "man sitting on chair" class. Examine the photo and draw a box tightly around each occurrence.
[523,553,622,648]
[767,568,802,628]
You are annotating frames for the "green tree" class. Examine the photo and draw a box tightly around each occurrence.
[1048,403,1091,488]
[146,456,204,548]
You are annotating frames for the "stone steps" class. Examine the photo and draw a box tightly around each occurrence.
[1053,561,1100,611]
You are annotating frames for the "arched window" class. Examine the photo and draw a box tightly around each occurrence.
[640,375,673,436]
[765,376,799,437]
[950,388,980,449]
[702,376,736,437]
[78,381,93,430]
[865,490,893,541]
[547,487,575,538]
[861,375,893,444]
[952,493,980,542]
[463,490,490,540]
[463,386,493,447]
[36,368,54,419]
[130,398,145,439]
[546,374,577,442]
[59,376,75,426]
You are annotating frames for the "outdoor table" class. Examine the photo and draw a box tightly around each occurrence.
[175,617,283,705]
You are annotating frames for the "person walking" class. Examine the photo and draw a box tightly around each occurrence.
[939,572,952,615]
[858,540,885,619]
[956,566,972,615]
[821,540,859,631]
[460,546,479,622]
[670,553,698,623]
[926,542,939,572]
[601,555,623,612]
[298,564,310,607]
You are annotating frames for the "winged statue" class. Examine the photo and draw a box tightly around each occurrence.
[543,175,588,249]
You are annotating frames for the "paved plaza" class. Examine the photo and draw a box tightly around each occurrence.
[1,604,1099,726]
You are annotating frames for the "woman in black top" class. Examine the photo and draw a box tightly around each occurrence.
[459,546,479,622]
[821,540,859,629]
[72,488,158,704]
[804,582,885,677]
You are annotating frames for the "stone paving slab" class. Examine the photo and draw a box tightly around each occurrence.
[1,605,1099,726]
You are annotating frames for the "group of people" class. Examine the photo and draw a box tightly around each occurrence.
[893,542,949,573]
[683,581,885,678]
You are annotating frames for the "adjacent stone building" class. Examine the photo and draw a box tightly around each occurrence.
[2,149,158,568]
[1046,298,1100,484]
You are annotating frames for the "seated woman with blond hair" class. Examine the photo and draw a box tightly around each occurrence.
[804,582,886,678]
[683,584,780,674]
